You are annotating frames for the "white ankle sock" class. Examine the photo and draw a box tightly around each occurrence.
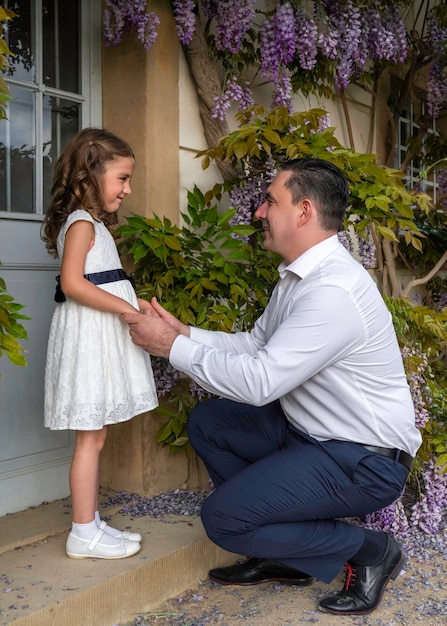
[72,519,97,539]
[72,519,121,546]
[95,510,121,537]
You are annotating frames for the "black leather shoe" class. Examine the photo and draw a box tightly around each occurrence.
[319,535,405,615]
[208,557,313,586]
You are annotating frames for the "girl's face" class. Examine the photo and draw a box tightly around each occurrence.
[102,156,135,213]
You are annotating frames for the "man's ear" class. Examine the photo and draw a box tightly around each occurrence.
[299,198,312,221]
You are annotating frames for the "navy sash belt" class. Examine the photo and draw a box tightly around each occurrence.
[54,269,136,302]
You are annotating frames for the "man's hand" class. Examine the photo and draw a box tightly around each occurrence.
[121,300,189,358]
[137,297,157,315]
[150,298,190,335]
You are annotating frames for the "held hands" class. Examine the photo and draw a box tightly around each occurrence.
[137,297,153,314]
[121,297,190,358]
[147,297,189,335]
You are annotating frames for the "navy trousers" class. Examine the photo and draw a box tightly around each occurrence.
[187,398,409,583]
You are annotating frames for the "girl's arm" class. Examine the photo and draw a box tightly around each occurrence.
[60,220,139,314]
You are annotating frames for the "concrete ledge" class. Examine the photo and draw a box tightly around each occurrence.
[0,494,235,626]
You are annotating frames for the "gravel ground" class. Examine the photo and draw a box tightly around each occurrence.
[105,490,447,626]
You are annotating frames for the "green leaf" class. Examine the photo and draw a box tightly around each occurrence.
[374,224,398,241]
[262,128,282,145]
[411,236,423,252]
[171,436,189,447]
[164,235,182,251]
[6,351,27,367]
[156,421,175,443]
[231,225,256,237]
[233,141,248,159]
[132,242,151,263]
[200,278,218,291]
[226,249,254,260]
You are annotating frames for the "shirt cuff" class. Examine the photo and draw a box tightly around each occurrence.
[170,333,197,373]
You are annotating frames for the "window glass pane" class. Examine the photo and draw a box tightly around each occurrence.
[43,0,79,92]
[42,95,80,209]
[400,121,407,146]
[0,0,99,216]
[5,0,35,82]
[0,86,35,213]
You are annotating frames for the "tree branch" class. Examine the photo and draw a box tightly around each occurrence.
[340,88,355,151]
[371,224,383,273]
[382,237,401,297]
[183,13,237,180]
[401,249,447,298]
[365,77,378,155]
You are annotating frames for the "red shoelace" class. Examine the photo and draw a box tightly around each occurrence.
[344,562,357,591]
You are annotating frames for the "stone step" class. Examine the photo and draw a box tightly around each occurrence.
[0,491,232,626]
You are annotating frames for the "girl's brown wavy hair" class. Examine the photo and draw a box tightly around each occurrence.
[41,127,135,258]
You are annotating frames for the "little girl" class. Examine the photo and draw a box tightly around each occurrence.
[42,128,158,559]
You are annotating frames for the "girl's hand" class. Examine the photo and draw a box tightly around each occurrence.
[121,311,180,358]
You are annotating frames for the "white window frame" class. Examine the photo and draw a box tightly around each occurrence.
[0,0,102,220]
[396,97,438,202]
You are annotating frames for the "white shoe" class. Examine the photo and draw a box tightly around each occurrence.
[66,528,141,560]
[98,519,142,543]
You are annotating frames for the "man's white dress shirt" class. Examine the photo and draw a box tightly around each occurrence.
[170,235,422,457]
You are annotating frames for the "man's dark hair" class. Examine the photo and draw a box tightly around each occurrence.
[280,158,350,231]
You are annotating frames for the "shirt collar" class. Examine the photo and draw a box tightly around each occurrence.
[278,235,341,280]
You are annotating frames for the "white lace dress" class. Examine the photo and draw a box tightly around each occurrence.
[44,210,158,430]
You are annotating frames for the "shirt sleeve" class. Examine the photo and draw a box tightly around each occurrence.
[169,285,367,406]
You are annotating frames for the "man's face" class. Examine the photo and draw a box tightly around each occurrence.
[254,171,303,264]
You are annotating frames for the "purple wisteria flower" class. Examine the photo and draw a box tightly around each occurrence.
[201,0,217,19]
[384,5,408,63]
[212,77,254,121]
[367,4,407,64]
[275,2,298,66]
[423,14,447,118]
[364,498,411,538]
[401,346,431,430]
[103,1,428,122]
[260,2,298,96]
[228,161,276,238]
[410,460,447,534]
[427,61,447,120]
[317,12,339,60]
[172,0,196,46]
[315,1,407,89]
[152,356,181,397]
[260,16,280,80]
[229,177,266,233]
[337,230,354,254]
[214,0,256,54]
[334,2,362,89]
[356,229,376,269]
[272,66,293,110]
[103,0,160,50]
[189,380,213,402]
[295,11,318,71]
[317,112,330,131]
